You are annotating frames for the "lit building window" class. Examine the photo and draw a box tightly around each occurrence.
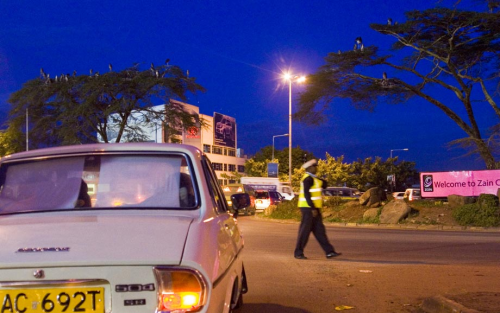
[212,163,223,171]
[203,144,211,153]
[212,146,223,155]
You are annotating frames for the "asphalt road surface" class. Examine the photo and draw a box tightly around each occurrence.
[236,217,500,313]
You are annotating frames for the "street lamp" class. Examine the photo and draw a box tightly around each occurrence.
[25,108,29,151]
[283,72,306,186]
[389,148,409,192]
[272,134,289,161]
[390,148,409,160]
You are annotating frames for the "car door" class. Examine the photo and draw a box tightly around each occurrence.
[202,158,242,265]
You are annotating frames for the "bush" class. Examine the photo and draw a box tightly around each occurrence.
[323,196,344,207]
[453,200,500,227]
[267,198,301,220]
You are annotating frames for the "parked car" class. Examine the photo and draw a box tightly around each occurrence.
[392,192,405,200]
[323,187,361,199]
[222,183,256,215]
[404,188,422,201]
[254,190,282,211]
[0,143,249,313]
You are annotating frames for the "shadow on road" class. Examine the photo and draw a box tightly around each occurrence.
[239,303,311,313]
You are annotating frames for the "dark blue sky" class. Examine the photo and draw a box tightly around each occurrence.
[0,0,496,171]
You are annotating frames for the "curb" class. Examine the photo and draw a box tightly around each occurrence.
[420,295,482,313]
[253,215,500,232]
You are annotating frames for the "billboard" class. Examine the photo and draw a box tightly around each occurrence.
[213,112,236,148]
[267,163,279,178]
[420,170,500,197]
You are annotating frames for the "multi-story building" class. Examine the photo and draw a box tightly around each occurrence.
[101,100,247,185]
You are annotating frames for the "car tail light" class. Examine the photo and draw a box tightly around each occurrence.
[154,267,207,312]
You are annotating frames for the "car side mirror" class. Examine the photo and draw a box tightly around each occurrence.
[231,193,250,210]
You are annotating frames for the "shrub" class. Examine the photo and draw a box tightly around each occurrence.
[453,202,500,227]
[267,198,301,220]
[324,196,343,207]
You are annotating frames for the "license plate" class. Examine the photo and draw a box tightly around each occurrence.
[0,287,105,313]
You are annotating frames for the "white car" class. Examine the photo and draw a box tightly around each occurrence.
[392,192,405,200]
[0,143,249,313]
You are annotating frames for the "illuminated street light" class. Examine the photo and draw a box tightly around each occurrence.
[283,72,306,186]
[272,134,289,161]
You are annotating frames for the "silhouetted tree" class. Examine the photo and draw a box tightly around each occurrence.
[297,0,500,169]
[5,62,205,152]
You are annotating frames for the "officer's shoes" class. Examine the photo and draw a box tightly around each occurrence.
[326,252,342,259]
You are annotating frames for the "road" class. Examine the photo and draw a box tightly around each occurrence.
[236,217,500,313]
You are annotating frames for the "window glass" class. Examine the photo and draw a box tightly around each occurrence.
[212,146,222,155]
[0,154,197,214]
[202,157,227,213]
[255,191,269,199]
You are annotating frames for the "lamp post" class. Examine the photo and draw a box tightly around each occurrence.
[25,108,29,151]
[272,134,289,161]
[389,148,409,192]
[283,73,306,186]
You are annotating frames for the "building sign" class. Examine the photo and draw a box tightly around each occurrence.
[186,126,200,139]
[213,112,236,148]
[420,170,500,198]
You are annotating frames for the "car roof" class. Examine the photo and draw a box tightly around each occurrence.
[1,143,202,162]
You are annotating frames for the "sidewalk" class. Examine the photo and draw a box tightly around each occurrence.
[417,292,500,313]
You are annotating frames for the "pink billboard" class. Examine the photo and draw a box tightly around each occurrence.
[420,170,500,197]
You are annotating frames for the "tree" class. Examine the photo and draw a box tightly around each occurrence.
[220,171,243,183]
[5,63,205,152]
[297,0,500,169]
[0,127,24,156]
[348,157,418,191]
[250,145,316,178]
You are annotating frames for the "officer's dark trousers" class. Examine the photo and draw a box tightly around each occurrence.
[294,207,335,257]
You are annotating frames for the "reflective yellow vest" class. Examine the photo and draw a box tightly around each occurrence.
[298,173,323,208]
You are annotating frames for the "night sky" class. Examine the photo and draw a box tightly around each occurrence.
[0,0,496,171]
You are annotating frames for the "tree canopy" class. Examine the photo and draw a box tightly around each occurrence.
[297,0,500,169]
[246,147,418,191]
[5,62,205,152]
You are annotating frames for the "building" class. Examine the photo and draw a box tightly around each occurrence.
[100,100,247,185]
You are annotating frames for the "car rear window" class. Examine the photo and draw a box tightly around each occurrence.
[255,191,269,199]
[0,154,198,214]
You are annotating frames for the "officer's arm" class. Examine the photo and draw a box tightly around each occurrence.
[303,176,316,208]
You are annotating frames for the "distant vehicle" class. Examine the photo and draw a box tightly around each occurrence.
[323,187,361,199]
[222,183,256,215]
[240,177,294,200]
[404,188,422,201]
[392,192,405,200]
[0,143,250,313]
[254,190,282,212]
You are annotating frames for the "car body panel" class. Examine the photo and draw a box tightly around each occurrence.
[0,143,246,313]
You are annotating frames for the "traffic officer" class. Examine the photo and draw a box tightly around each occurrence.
[294,159,342,259]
